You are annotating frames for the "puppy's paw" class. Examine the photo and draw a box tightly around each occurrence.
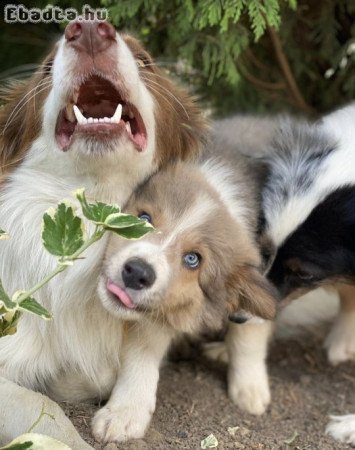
[202,341,229,363]
[228,370,270,415]
[325,313,355,365]
[92,402,153,443]
[326,414,355,445]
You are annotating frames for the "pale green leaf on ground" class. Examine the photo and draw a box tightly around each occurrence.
[75,188,120,224]
[0,279,17,311]
[227,426,240,436]
[201,433,218,449]
[18,297,52,320]
[42,203,84,257]
[0,433,71,450]
[0,229,9,240]
[0,310,20,337]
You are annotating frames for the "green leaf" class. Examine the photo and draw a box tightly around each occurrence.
[42,203,84,257]
[0,433,71,450]
[104,213,150,229]
[18,297,52,320]
[0,442,33,450]
[107,222,154,240]
[75,188,120,224]
[0,279,17,311]
[201,433,218,449]
[0,229,9,240]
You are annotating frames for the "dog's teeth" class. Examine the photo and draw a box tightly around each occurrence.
[99,118,104,123]
[73,105,86,125]
[104,117,110,123]
[66,104,76,123]
[87,117,94,124]
[125,121,131,134]
[111,104,122,124]
[94,118,99,123]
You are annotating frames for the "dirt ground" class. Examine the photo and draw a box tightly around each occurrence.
[61,334,355,450]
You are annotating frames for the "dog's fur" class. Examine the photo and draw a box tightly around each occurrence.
[93,159,277,441]
[0,19,206,443]
[224,103,355,445]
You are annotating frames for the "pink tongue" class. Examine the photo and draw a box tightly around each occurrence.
[107,279,136,309]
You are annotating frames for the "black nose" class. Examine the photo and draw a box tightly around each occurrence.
[122,258,156,290]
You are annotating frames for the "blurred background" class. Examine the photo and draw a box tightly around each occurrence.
[0,0,354,117]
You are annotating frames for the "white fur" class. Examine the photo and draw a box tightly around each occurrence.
[266,103,355,246]
[0,28,162,442]
[326,415,355,445]
[226,321,274,415]
[201,159,250,227]
[324,310,355,365]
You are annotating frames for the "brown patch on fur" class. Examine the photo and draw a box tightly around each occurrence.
[123,35,208,166]
[0,49,56,182]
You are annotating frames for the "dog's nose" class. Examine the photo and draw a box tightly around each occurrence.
[122,259,156,290]
[65,20,116,55]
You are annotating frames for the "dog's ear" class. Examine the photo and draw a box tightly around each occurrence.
[0,50,55,178]
[228,264,279,321]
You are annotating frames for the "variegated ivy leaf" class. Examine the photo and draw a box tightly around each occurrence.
[104,213,154,239]
[1,433,71,449]
[108,223,154,240]
[75,188,120,225]
[0,229,9,240]
[104,213,153,229]
[0,280,17,311]
[18,297,52,320]
[42,203,85,257]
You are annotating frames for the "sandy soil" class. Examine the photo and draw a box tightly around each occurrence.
[61,335,355,450]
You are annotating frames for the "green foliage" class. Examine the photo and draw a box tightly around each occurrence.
[0,190,155,337]
[1,1,354,114]
[42,203,85,258]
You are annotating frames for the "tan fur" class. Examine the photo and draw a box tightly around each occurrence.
[0,50,56,182]
[103,162,277,335]
[123,35,207,166]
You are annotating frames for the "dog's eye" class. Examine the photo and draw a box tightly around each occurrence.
[183,252,201,270]
[139,212,152,223]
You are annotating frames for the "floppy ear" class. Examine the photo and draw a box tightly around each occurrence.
[228,265,279,321]
[0,50,55,178]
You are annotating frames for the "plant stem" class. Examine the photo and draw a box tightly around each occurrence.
[15,227,105,304]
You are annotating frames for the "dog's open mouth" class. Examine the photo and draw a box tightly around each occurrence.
[55,74,147,152]
[106,279,137,310]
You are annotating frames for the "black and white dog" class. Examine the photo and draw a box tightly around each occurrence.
[211,103,355,445]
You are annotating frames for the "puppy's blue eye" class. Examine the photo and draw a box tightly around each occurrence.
[183,252,201,269]
[139,212,152,223]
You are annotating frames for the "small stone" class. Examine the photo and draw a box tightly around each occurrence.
[177,430,188,438]
[234,442,245,449]
[228,426,240,437]
[239,427,251,437]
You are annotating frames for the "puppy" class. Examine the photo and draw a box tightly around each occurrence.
[95,159,277,442]
[227,103,355,445]
[0,18,205,443]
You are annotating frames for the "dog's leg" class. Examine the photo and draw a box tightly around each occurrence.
[92,322,173,443]
[326,414,355,445]
[226,320,274,415]
[325,284,355,365]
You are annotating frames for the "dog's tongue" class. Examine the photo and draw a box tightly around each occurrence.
[107,279,136,309]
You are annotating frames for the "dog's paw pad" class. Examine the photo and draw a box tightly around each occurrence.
[326,415,355,445]
[92,404,153,443]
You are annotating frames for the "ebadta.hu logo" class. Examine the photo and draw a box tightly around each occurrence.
[4,4,108,23]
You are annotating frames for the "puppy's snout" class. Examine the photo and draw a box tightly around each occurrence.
[122,258,156,290]
[65,20,116,55]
